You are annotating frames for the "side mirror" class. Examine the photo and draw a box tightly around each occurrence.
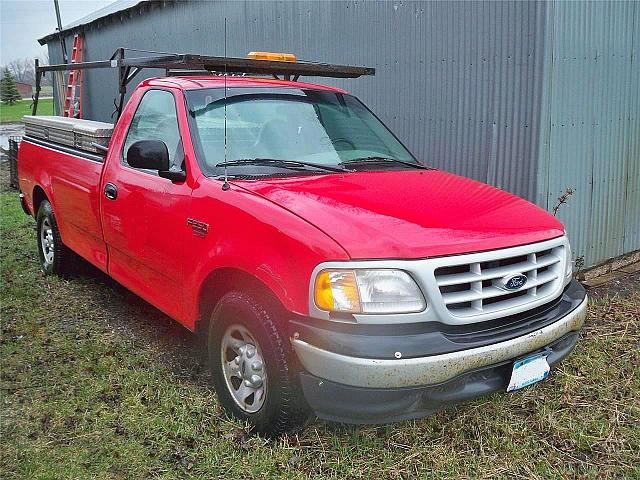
[127,140,170,171]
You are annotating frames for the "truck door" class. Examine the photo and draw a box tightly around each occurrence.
[100,88,191,321]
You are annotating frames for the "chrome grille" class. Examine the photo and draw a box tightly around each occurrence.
[435,244,565,318]
[309,236,570,326]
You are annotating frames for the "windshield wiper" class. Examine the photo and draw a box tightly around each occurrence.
[340,156,429,170]
[216,158,349,173]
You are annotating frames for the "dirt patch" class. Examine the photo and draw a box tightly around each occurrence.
[586,270,640,300]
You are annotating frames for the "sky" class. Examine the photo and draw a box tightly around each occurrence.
[0,0,116,65]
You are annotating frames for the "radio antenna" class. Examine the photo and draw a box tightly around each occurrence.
[221,17,230,191]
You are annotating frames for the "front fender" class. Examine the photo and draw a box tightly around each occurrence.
[182,179,349,326]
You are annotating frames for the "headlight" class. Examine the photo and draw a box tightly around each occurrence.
[314,269,426,314]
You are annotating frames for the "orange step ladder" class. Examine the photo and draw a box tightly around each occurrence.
[63,34,84,118]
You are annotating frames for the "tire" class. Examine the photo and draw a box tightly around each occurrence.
[36,200,75,275]
[208,291,310,437]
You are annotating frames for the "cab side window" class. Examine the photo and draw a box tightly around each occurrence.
[123,89,185,171]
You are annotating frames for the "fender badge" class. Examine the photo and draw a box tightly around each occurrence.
[187,218,209,238]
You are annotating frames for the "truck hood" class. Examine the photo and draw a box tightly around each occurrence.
[234,169,564,259]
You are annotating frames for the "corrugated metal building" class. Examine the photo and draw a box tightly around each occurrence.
[39,0,639,269]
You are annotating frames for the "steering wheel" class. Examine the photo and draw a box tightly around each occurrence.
[331,138,356,150]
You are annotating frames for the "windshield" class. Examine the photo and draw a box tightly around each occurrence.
[185,87,418,177]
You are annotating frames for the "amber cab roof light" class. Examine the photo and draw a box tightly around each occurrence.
[247,51,297,62]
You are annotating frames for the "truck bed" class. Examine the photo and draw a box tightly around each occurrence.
[18,127,109,272]
[23,116,113,154]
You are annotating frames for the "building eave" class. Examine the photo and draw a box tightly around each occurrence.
[38,0,169,45]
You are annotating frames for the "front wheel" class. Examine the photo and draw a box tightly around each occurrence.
[208,291,310,436]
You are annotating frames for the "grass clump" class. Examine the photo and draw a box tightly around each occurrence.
[0,184,638,479]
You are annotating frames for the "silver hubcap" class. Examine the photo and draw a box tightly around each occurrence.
[40,218,55,265]
[221,324,267,413]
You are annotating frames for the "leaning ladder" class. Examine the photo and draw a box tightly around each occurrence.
[63,34,84,118]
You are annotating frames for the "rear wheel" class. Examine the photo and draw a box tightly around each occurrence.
[36,200,74,275]
[208,291,310,436]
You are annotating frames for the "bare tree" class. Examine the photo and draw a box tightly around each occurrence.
[6,58,35,85]
[2,55,53,87]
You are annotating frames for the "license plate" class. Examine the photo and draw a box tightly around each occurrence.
[507,352,550,392]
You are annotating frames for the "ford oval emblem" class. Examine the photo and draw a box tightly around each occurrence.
[501,273,527,291]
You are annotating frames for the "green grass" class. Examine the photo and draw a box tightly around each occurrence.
[0,98,54,123]
[0,179,638,478]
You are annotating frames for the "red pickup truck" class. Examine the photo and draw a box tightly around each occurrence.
[18,53,587,436]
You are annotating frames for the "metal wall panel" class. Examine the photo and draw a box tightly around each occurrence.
[538,1,639,267]
[623,2,640,261]
[49,0,546,201]
[46,0,638,267]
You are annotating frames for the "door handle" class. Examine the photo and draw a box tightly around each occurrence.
[104,182,118,200]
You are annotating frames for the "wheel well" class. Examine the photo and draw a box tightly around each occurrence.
[32,186,48,215]
[197,268,288,335]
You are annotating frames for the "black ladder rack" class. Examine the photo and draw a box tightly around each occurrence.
[32,48,375,120]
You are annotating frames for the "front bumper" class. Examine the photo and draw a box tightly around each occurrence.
[291,280,587,423]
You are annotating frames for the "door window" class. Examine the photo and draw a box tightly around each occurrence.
[123,89,185,171]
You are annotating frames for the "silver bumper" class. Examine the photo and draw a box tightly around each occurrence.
[292,296,588,389]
